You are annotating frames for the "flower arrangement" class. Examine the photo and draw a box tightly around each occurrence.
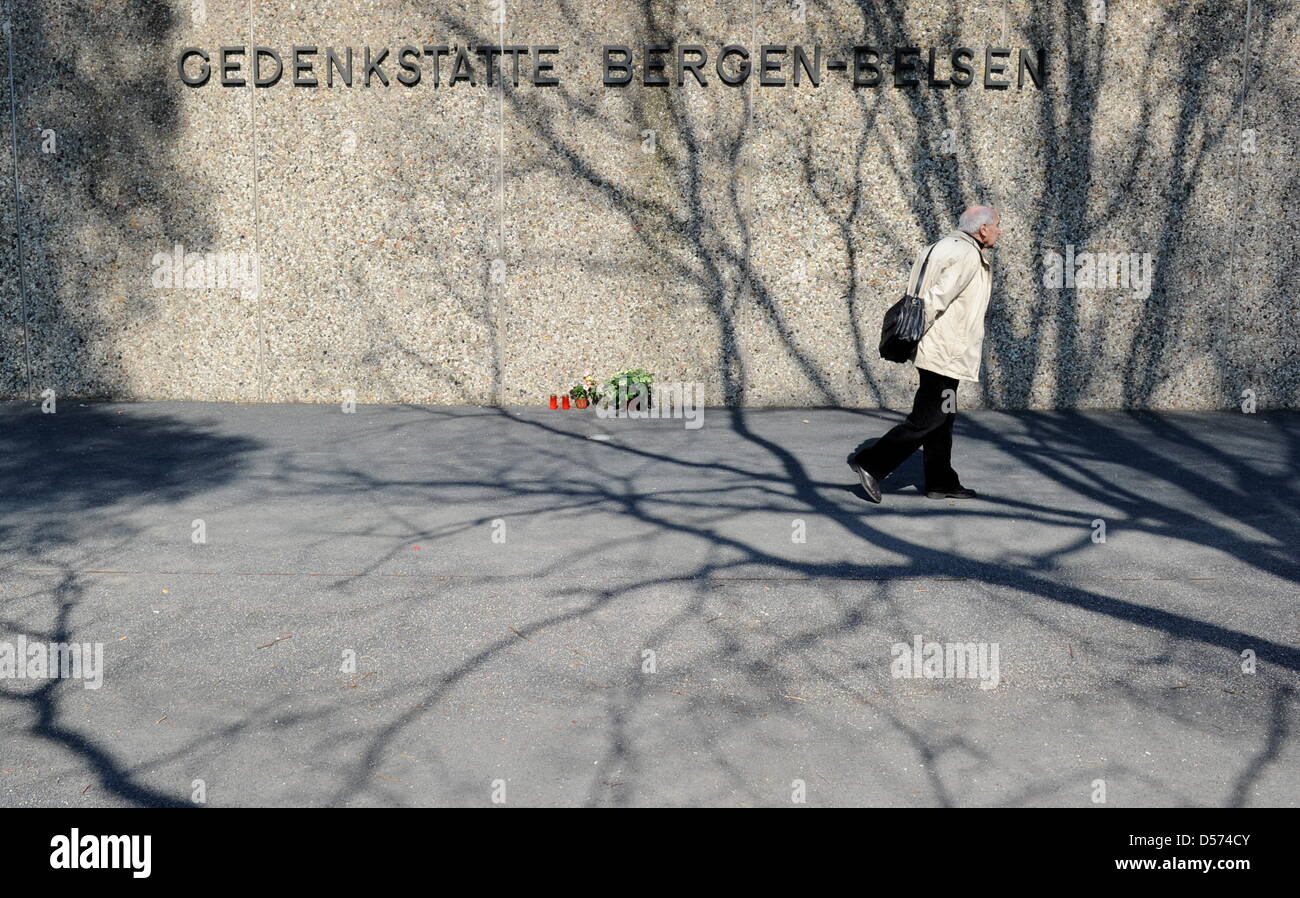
[603,368,653,410]
[555,368,655,410]
[568,370,601,408]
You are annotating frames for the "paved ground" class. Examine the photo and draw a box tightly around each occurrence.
[0,401,1296,807]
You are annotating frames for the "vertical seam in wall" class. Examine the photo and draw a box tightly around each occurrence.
[748,0,755,118]
[1226,0,1255,334]
[998,0,1008,204]
[746,0,755,388]
[4,0,32,400]
[495,12,505,407]
[250,0,264,403]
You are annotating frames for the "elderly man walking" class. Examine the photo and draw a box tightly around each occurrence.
[849,205,1001,504]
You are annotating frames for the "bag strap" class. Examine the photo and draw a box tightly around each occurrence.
[908,238,943,296]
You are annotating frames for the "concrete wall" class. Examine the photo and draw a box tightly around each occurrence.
[0,0,1295,409]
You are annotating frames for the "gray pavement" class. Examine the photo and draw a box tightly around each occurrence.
[0,401,1296,807]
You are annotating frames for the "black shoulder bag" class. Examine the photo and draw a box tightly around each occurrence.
[879,240,939,363]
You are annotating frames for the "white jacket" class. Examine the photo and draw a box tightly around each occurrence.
[909,230,993,382]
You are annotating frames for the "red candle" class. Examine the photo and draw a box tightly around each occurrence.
[561,395,571,409]
[548,395,558,409]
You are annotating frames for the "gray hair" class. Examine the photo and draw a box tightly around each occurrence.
[958,206,998,234]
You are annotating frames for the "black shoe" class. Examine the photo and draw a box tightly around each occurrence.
[847,456,882,504]
[926,486,977,499]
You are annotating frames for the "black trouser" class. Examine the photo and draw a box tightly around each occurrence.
[853,368,961,491]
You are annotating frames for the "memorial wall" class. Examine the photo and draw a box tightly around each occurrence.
[0,0,1295,408]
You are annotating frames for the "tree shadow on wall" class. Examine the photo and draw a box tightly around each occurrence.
[421,0,1296,410]
[5,0,222,399]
